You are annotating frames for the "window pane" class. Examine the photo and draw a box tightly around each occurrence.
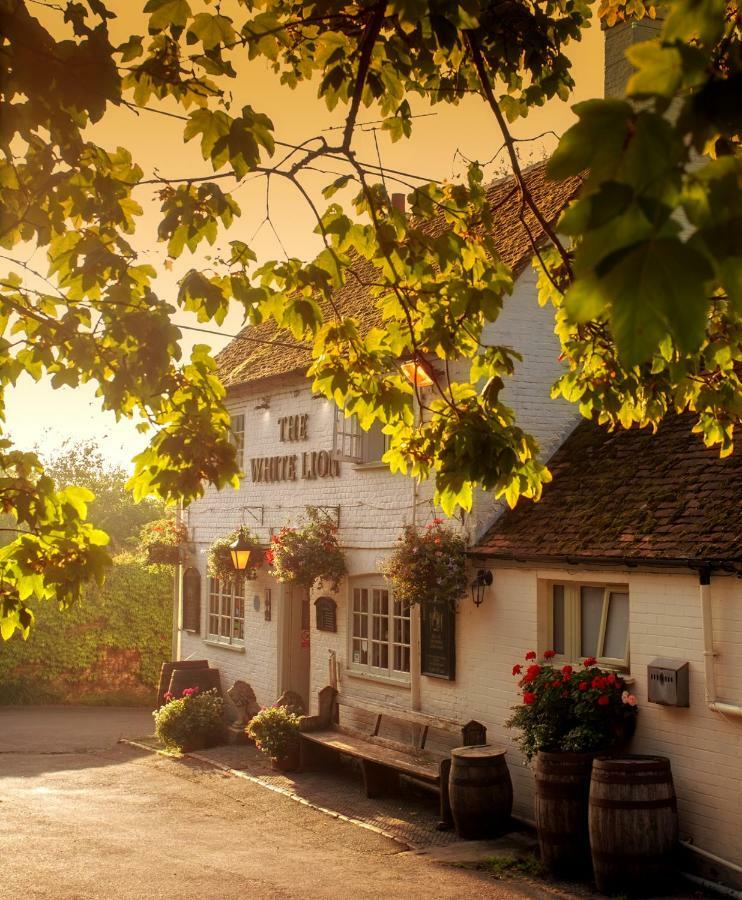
[209,615,219,636]
[604,592,629,659]
[372,643,388,668]
[364,421,386,462]
[580,586,604,657]
[552,585,565,655]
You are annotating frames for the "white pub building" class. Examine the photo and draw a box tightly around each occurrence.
[176,23,742,888]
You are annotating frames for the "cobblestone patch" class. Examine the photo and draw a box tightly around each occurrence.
[197,742,462,849]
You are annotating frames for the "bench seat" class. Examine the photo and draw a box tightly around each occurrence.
[300,729,440,784]
[299,685,487,827]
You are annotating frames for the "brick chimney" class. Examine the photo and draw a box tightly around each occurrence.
[391,192,406,213]
[604,18,663,98]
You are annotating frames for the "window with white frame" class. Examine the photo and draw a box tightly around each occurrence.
[548,582,630,670]
[333,407,388,464]
[230,413,245,465]
[350,581,410,678]
[208,577,245,645]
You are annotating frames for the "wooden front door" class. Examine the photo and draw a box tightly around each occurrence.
[280,583,310,709]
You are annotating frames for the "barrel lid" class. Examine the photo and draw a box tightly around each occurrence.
[451,744,507,759]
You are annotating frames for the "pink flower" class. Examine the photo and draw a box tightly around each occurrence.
[163,692,173,702]
[525,650,537,661]
[627,694,637,706]
[544,650,556,659]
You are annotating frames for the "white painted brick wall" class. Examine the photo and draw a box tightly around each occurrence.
[183,264,580,715]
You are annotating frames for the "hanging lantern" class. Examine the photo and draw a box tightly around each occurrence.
[229,527,253,572]
[470,569,493,607]
[400,357,434,387]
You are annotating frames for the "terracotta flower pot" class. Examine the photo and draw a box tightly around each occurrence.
[270,745,300,772]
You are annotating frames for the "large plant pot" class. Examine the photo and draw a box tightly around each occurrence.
[534,751,594,875]
[449,746,513,839]
[270,744,300,772]
[589,755,678,896]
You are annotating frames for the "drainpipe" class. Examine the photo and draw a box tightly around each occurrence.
[409,393,422,713]
[700,569,742,718]
[171,501,184,662]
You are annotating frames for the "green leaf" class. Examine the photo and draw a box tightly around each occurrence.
[626,43,682,98]
[600,238,713,365]
[144,0,191,33]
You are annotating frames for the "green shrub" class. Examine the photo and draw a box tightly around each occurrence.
[0,553,171,705]
[246,705,301,759]
[153,688,225,752]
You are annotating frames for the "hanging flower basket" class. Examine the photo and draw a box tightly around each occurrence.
[380,519,467,611]
[139,518,189,566]
[269,508,346,591]
[207,527,262,583]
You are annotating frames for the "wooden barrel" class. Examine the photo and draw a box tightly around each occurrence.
[168,666,222,699]
[157,659,208,707]
[534,751,594,875]
[589,755,678,896]
[448,745,513,839]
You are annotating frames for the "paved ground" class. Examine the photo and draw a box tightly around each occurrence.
[0,706,577,900]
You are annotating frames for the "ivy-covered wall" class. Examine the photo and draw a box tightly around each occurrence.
[0,554,172,705]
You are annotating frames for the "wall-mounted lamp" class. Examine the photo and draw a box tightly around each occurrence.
[229,527,253,572]
[255,397,270,410]
[400,357,435,387]
[470,569,493,607]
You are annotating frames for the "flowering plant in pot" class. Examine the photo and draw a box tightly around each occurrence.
[506,651,638,760]
[507,650,638,875]
[139,517,189,565]
[207,526,262,583]
[246,705,302,771]
[269,508,346,591]
[152,687,225,752]
[380,519,467,611]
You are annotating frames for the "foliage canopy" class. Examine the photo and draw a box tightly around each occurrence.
[1,0,739,637]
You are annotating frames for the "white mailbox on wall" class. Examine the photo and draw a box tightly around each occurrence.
[647,659,690,707]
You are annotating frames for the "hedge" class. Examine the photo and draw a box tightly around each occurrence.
[0,553,172,705]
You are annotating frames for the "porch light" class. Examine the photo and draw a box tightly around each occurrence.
[470,569,492,607]
[400,358,434,387]
[229,527,253,572]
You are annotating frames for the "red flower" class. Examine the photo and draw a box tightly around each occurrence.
[583,656,597,667]
[592,676,605,690]
[606,673,617,686]
[562,690,569,698]
[597,695,610,706]
[512,664,522,676]
[544,650,556,659]
[561,665,573,676]
[523,664,541,682]
[525,650,537,661]
[578,681,588,691]
[264,549,274,564]
[523,692,536,705]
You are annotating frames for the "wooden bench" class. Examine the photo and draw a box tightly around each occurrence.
[299,686,487,829]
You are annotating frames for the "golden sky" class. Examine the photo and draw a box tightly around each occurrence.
[8,2,604,468]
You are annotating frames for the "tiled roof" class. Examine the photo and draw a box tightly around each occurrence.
[475,415,742,570]
[216,160,583,389]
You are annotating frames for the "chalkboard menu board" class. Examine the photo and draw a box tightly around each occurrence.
[314,596,337,633]
[421,602,455,680]
[182,567,201,633]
